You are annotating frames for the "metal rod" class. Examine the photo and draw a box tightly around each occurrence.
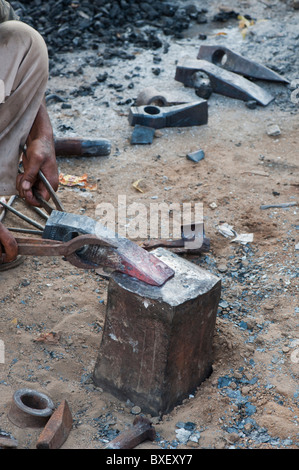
[0,200,45,230]
[7,227,43,235]
[0,195,17,222]
[38,170,64,212]
[29,205,49,220]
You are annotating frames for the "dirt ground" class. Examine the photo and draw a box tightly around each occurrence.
[0,0,298,450]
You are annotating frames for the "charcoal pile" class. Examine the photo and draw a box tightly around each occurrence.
[10,0,209,56]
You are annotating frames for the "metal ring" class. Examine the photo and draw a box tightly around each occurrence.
[8,389,54,428]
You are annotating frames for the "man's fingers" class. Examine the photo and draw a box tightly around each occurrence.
[16,173,39,206]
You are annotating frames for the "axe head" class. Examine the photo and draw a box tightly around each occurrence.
[43,211,174,286]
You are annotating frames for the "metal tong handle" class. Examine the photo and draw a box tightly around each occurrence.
[15,234,117,269]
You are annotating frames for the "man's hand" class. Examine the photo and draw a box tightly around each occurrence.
[0,223,18,263]
[16,99,59,207]
[17,137,58,206]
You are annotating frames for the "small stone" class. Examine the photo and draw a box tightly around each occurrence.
[244,422,253,432]
[131,405,141,415]
[264,303,275,311]
[241,386,251,395]
[0,435,18,449]
[266,124,281,137]
[175,428,191,444]
[189,430,201,442]
[217,264,227,273]
[186,149,205,163]
[183,422,196,431]
[219,300,229,309]
[245,100,257,109]
[227,432,239,443]
[151,416,161,425]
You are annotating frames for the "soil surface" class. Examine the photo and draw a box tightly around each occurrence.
[0,0,298,450]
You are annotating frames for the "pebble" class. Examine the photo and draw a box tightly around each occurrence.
[266,124,281,136]
[186,149,205,163]
[175,428,192,444]
[217,263,228,273]
[246,100,257,109]
[131,405,141,415]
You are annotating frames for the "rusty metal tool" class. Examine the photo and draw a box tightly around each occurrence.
[128,100,208,129]
[142,221,210,253]
[197,45,290,84]
[5,227,174,286]
[54,137,111,157]
[10,234,116,269]
[36,400,72,449]
[42,210,175,286]
[105,416,156,449]
[175,58,274,106]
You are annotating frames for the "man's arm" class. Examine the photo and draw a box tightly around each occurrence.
[1,101,58,264]
[16,99,59,207]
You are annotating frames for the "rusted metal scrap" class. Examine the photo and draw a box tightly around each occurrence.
[8,389,54,428]
[54,137,111,157]
[36,400,73,449]
[142,222,210,253]
[175,58,274,106]
[105,416,156,449]
[197,45,290,83]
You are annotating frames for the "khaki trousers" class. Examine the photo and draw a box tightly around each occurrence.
[0,20,48,195]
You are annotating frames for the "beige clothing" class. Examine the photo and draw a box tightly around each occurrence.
[0,20,49,195]
[0,0,18,22]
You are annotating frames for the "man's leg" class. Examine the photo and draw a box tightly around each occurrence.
[0,20,49,196]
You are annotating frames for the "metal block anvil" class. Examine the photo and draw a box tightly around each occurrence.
[175,58,274,106]
[93,247,221,416]
[197,45,290,84]
[128,100,208,129]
